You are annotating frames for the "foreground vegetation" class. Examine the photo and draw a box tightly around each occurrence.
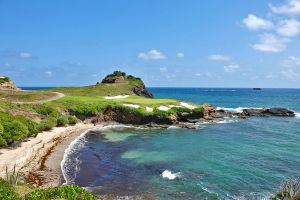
[0,178,97,200]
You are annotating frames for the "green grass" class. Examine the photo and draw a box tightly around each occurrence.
[48,81,138,96]
[0,178,97,200]
[0,90,58,102]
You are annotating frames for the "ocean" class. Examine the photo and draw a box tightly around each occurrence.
[59,88,300,199]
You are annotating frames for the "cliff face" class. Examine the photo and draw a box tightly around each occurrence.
[0,77,18,90]
[101,71,153,98]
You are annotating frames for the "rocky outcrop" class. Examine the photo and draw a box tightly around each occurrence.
[132,84,153,98]
[101,71,153,98]
[0,77,19,90]
[79,105,296,129]
[241,108,295,117]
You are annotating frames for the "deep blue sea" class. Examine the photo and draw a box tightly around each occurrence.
[59,88,300,200]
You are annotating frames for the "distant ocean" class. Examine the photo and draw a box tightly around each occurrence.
[34,87,300,199]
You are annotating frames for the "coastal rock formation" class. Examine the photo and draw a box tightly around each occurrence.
[241,108,295,117]
[0,76,19,90]
[101,71,153,98]
[132,83,153,98]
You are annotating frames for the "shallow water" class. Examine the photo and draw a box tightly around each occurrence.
[62,88,300,199]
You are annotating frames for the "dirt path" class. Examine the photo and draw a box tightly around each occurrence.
[14,92,65,104]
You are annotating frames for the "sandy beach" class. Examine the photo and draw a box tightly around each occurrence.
[0,122,95,187]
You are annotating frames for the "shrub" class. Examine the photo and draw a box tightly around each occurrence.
[34,105,59,117]
[3,121,29,143]
[37,117,57,132]
[0,136,7,147]
[168,107,191,114]
[0,178,21,200]
[68,116,78,125]
[0,123,3,134]
[193,107,205,114]
[56,116,68,127]
[0,76,10,84]
[25,184,97,200]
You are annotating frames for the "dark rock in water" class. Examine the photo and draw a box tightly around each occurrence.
[242,108,295,117]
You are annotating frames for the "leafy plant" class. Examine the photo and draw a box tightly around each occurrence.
[0,178,20,200]
[25,184,97,200]
[68,116,78,125]
[5,165,19,189]
[37,117,57,132]
[56,116,68,127]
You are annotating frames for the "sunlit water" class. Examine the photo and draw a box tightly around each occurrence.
[62,88,300,199]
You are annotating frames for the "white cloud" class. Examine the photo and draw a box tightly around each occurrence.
[276,19,300,37]
[159,67,168,72]
[208,54,231,61]
[265,74,275,79]
[252,33,290,52]
[224,64,240,73]
[20,52,32,58]
[195,73,202,77]
[176,52,185,58]
[242,14,274,31]
[281,56,300,67]
[138,50,166,60]
[270,0,300,15]
[45,71,53,77]
[281,69,300,80]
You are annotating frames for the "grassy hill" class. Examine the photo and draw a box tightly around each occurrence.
[0,71,203,147]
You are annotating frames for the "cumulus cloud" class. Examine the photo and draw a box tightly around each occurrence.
[281,69,300,80]
[208,54,231,61]
[0,50,33,59]
[270,0,300,15]
[19,52,32,58]
[138,50,166,60]
[276,19,300,37]
[242,14,274,30]
[159,67,168,72]
[281,56,300,67]
[45,71,53,77]
[252,33,290,52]
[176,52,185,58]
[224,64,240,73]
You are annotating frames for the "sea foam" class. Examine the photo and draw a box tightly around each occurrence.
[296,113,300,118]
[216,107,262,113]
[161,170,181,180]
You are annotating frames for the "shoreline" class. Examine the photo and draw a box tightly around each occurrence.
[0,122,95,187]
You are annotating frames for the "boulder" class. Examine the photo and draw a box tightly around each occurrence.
[242,108,295,117]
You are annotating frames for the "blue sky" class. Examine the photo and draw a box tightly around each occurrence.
[1,0,300,88]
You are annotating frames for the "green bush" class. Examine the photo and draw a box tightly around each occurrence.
[0,136,7,146]
[56,116,68,127]
[37,117,57,132]
[193,107,205,114]
[68,116,78,125]
[34,105,59,117]
[0,76,10,84]
[0,123,3,133]
[3,121,29,143]
[25,184,97,200]
[0,178,21,200]
[168,107,191,114]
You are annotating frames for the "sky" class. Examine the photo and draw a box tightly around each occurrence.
[1,0,300,88]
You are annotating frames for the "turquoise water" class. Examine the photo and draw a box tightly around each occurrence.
[62,88,300,199]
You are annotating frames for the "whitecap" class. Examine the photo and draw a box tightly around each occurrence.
[161,170,181,180]
[216,107,263,113]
